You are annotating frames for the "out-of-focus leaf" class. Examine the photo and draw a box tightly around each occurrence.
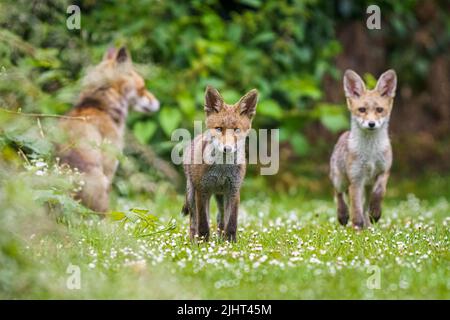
[314,103,349,133]
[290,132,309,156]
[159,108,182,137]
[176,92,196,116]
[133,121,157,144]
[363,73,377,90]
[258,99,283,120]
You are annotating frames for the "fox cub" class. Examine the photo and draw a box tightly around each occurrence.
[57,47,159,213]
[330,69,397,229]
[182,86,258,242]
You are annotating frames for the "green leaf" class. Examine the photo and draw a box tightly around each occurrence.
[258,99,283,120]
[238,0,262,8]
[291,132,309,156]
[278,76,322,102]
[130,208,149,215]
[321,113,348,133]
[363,73,377,90]
[133,121,157,144]
[221,90,240,103]
[159,108,182,137]
[110,211,126,221]
[314,103,349,133]
[176,91,196,116]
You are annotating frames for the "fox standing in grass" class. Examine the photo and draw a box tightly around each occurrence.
[330,69,397,229]
[57,47,159,213]
[182,86,258,241]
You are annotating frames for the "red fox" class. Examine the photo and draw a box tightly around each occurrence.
[57,47,159,213]
[330,69,397,229]
[182,86,258,241]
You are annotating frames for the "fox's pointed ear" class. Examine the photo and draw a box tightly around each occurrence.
[204,86,223,115]
[116,46,131,64]
[103,47,117,61]
[376,69,397,98]
[238,89,258,119]
[343,70,366,98]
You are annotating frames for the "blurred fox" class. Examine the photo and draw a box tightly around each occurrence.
[57,47,159,213]
[182,86,258,241]
[330,69,397,229]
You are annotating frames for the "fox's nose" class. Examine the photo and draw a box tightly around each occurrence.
[368,121,376,128]
[223,145,233,153]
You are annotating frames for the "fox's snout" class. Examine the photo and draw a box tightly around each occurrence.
[133,90,160,113]
[211,129,240,154]
[354,115,387,130]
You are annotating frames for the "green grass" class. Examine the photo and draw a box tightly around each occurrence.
[4,188,449,299]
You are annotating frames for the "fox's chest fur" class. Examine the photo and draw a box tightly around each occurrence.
[347,129,392,185]
[200,164,244,193]
[330,125,392,191]
[184,134,245,194]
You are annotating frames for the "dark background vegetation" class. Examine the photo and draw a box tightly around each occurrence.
[1,0,449,198]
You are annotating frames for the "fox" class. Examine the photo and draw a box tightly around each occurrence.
[57,46,160,213]
[330,69,397,229]
[182,86,258,242]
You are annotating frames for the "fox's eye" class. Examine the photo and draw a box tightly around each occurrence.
[376,107,384,113]
[215,127,222,133]
[358,107,366,113]
[234,128,241,133]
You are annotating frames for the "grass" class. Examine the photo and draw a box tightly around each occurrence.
[3,184,449,299]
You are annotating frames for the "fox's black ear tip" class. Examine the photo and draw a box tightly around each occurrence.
[116,46,129,62]
[205,85,219,95]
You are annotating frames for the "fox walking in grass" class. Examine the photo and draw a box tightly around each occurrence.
[57,47,160,213]
[330,69,397,229]
[182,86,258,242]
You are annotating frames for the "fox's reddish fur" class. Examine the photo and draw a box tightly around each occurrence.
[182,86,258,241]
[57,47,159,213]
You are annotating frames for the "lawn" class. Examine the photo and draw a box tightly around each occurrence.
[4,183,449,299]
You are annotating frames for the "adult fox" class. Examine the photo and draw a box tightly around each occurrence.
[57,47,159,213]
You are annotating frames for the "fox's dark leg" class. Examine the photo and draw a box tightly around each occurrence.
[195,190,210,241]
[215,194,225,237]
[336,191,349,226]
[369,172,389,223]
[349,183,366,229]
[224,192,240,242]
[185,181,197,240]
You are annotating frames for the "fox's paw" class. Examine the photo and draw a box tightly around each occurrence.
[351,216,371,230]
[369,203,382,223]
[337,207,349,226]
[225,231,237,243]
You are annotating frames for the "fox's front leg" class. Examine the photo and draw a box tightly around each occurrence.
[224,193,240,242]
[369,172,389,223]
[335,191,349,226]
[348,183,368,229]
[195,190,211,241]
[215,194,225,236]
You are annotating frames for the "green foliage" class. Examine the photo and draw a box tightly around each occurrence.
[111,208,177,238]
[1,0,448,164]
[0,0,347,158]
